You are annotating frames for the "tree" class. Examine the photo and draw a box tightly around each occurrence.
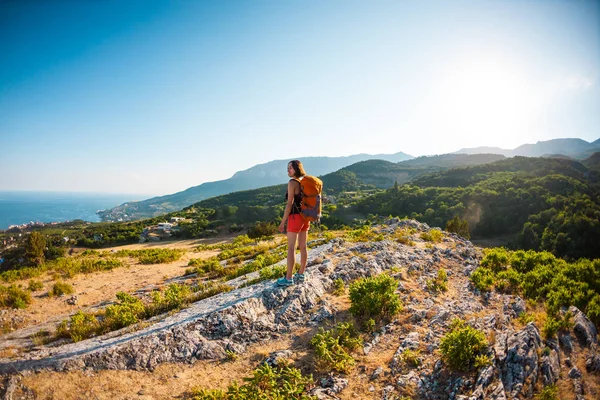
[25,231,46,266]
[446,215,471,239]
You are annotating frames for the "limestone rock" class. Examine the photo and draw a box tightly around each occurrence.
[570,306,598,348]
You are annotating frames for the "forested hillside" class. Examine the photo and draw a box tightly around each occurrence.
[353,156,600,259]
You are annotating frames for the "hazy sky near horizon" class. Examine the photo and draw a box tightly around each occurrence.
[1,0,599,196]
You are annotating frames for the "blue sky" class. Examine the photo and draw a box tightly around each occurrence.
[1,0,599,195]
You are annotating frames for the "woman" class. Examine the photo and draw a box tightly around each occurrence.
[276,160,310,287]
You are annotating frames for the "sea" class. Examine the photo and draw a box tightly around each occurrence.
[0,191,147,230]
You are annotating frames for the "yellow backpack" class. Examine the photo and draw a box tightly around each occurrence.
[298,175,323,222]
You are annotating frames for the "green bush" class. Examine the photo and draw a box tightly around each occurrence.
[426,269,448,293]
[150,283,191,314]
[28,279,44,291]
[51,281,74,296]
[400,349,421,367]
[225,250,286,280]
[189,387,226,399]
[103,292,146,330]
[137,249,184,264]
[247,221,278,240]
[535,384,558,400]
[344,226,384,242]
[480,248,511,272]
[470,267,495,292]
[258,264,287,281]
[349,274,402,320]
[420,229,443,243]
[310,322,361,373]
[542,312,573,339]
[586,294,600,326]
[0,265,46,283]
[332,278,345,295]
[518,312,535,325]
[188,257,225,277]
[495,268,521,293]
[445,215,470,239]
[190,364,315,400]
[51,257,124,278]
[439,319,488,372]
[0,284,32,309]
[57,311,100,342]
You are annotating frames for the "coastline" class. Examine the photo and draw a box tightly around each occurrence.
[0,191,143,231]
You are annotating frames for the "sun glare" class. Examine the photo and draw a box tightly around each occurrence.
[435,57,540,147]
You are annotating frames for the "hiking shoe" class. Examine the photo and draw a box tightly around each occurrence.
[293,273,306,283]
[276,277,294,287]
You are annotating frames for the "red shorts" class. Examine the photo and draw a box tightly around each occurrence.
[288,214,310,233]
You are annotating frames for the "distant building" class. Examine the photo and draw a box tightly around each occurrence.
[157,223,173,231]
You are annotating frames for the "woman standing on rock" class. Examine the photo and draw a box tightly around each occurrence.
[277,160,309,287]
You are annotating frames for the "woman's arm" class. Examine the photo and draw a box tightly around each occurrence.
[279,180,298,232]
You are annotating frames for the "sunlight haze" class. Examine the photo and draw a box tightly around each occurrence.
[1,0,598,195]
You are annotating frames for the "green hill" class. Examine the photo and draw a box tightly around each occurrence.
[350,156,600,259]
[98,152,413,222]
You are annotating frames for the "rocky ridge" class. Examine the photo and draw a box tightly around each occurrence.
[1,219,599,399]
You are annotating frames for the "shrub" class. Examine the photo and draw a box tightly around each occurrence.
[150,283,191,314]
[332,278,345,295]
[189,388,226,400]
[495,268,521,293]
[345,226,384,242]
[28,279,44,291]
[536,384,558,400]
[439,319,488,372]
[480,248,511,272]
[518,312,535,325]
[393,227,414,244]
[137,249,184,264]
[189,282,232,303]
[195,363,314,400]
[400,349,421,367]
[445,215,470,239]
[225,349,238,361]
[426,269,448,293]
[247,222,278,240]
[420,228,443,243]
[103,292,146,330]
[51,281,74,296]
[233,234,254,246]
[363,318,376,334]
[474,354,492,369]
[258,264,287,281]
[349,274,402,320]
[0,284,32,309]
[0,265,46,283]
[586,294,600,326]
[51,257,124,278]
[542,313,573,339]
[188,257,225,277]
[470,267,495,292]
[310,324,358,373]
[57,311,100,342]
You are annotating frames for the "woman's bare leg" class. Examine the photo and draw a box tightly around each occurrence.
[286,231,298,279]
[297,230,308,274]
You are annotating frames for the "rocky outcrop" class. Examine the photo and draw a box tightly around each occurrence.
[1,219,598,400]
[0,231,422,374]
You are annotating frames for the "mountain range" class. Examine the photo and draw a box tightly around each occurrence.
[97,152,412,221]
[454,137,600,159]
[99,137,599,222]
